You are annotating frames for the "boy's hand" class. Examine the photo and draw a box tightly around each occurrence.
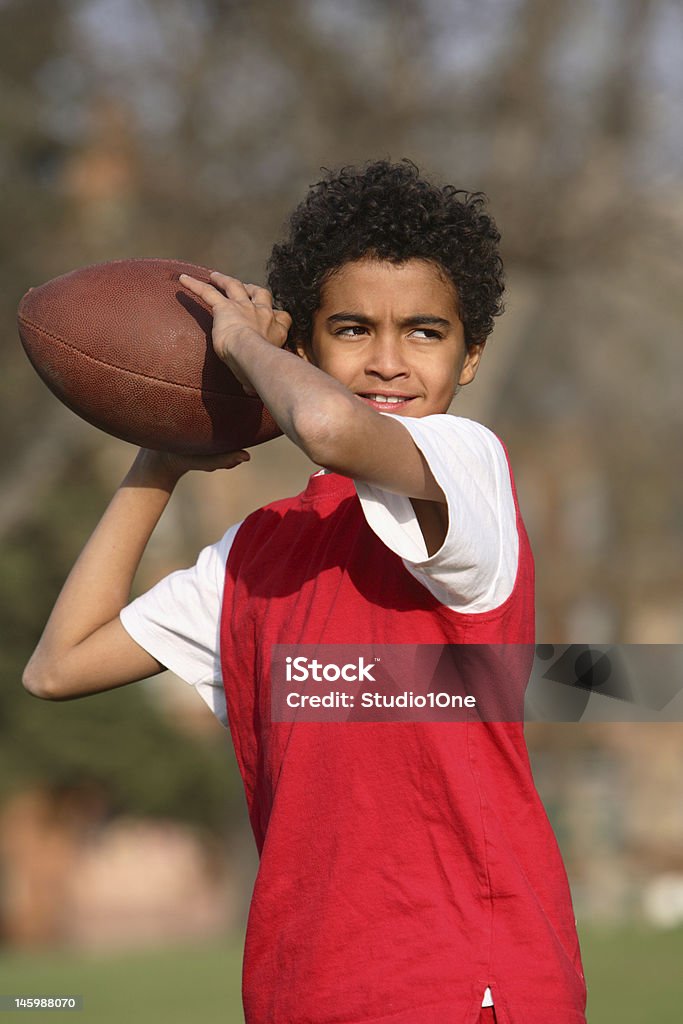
[136,447,251,485]
[179,271,292,396]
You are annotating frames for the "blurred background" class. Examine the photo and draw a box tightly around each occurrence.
[1,0,682,1020]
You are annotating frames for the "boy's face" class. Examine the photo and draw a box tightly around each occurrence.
[297,257,483,416]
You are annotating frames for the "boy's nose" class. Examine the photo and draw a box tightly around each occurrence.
[364,333,410,379]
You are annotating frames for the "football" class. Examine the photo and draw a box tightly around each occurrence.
[16,257,284,454]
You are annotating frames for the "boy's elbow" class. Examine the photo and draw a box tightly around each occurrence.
[22,657,62,700]
[292,393,356,467]
[22,662,50,699]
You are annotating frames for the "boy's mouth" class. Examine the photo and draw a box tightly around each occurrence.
[356,392,417,411]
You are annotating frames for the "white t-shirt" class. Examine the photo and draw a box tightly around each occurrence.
[120,413,514,1009]
[121,414,518,728]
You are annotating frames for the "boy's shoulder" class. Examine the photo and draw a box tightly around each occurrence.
[243,415,508,521]
[416,411,504,444]
[231,414,511,552]
[377,412,510,468]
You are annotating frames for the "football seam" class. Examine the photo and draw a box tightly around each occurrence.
[18,314,259,401]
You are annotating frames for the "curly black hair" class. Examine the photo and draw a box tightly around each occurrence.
[266,159,504,350]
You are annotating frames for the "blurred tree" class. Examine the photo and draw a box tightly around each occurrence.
[1,0,682,882]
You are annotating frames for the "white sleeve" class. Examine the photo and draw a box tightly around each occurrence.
[353,415,518,613]
[119,522,242,727]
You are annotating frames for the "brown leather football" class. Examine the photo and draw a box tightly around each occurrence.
[16,257,283,454]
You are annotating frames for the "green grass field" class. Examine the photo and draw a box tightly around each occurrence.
[0,925,681,1022]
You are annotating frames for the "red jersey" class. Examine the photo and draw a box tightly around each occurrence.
[219,463,587,1024]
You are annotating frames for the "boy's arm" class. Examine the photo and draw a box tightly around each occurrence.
[22,447,249,700]
[178,273,454,504]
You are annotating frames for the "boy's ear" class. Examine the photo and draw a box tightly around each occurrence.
[458,339,486,387]
[283,334,303,357]
[293,336,313,362]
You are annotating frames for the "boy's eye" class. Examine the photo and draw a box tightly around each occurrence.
[334,326,443,339]
[335,325,367,336]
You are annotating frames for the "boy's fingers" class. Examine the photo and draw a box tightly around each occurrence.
[274,311,293,343]
[244,283,274,308]
[274,310,293,330]
[163,449,252,477]
[178,273,224,307]
[208,270,251,303]
[210,449,251,468]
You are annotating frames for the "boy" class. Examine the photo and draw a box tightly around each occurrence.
[24,160,587,1023]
